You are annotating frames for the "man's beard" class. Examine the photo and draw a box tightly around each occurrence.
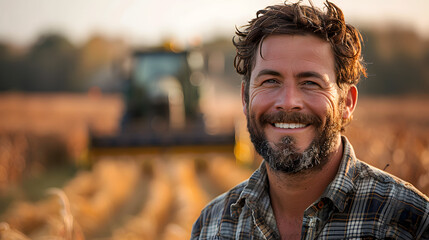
[247,108,343,174]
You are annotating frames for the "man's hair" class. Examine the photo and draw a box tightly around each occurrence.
[234,1,366,104]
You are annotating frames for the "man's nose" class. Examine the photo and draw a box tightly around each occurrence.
[274,85,303,112]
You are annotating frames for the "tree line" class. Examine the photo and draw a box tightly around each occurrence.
[0,28,428,95]
[0,33,127,92]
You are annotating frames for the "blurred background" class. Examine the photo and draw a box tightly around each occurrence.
[0,0,428,239]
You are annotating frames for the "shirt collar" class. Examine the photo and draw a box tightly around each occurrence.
[321,136,358,212]
[231,161,269,217]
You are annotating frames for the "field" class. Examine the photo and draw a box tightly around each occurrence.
[0,93,428,239]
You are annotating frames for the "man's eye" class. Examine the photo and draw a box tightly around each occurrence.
[262,79,278,85]
[303,81,320,87]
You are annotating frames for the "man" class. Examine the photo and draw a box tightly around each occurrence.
[192,1,429,240]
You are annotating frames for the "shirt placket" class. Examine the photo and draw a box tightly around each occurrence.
[250,204,280,240]
[302,216,321,240]
[301,199,333,240]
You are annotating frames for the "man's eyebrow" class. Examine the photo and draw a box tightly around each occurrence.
[255,69,282,78]
[296,71,329,82]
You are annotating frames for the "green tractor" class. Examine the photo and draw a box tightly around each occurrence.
[89,48,237,158]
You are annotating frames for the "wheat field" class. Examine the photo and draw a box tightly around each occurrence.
[0,93,428,239]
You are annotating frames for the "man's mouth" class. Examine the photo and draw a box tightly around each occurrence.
[273,123,308,129]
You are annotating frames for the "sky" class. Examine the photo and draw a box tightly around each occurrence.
[0,0,428,47]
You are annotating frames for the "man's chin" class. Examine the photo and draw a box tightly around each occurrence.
[265,128,316,151]
[269,136,312,154]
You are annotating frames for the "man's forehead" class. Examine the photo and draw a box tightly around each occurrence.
[257,34,333,62]
[250,34,335,79]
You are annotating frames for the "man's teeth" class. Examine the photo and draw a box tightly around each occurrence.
[274,123,306,129]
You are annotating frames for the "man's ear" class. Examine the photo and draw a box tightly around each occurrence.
[241,82,248,116]
[342,85,358,120]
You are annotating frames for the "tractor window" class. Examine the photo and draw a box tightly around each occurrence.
[133,52,188,99]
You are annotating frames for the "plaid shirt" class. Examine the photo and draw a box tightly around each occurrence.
[191,137,429,239]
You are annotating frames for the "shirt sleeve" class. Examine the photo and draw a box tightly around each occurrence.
[190,211,204,239]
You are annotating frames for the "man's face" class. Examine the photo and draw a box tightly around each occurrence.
[243,34,350,174]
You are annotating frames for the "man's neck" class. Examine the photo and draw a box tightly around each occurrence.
[267,136,344,217]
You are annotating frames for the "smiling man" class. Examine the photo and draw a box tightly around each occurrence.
[191,1,429,239]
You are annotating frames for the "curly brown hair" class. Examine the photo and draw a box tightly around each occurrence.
[234,1,366,104]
